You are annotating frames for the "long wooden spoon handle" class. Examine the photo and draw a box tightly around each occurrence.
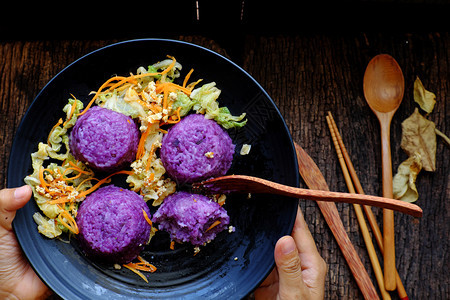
[201,175,423,217]
[380,117,396,291]
[258,179,421,217]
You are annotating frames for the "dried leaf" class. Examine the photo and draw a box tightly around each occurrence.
[400,108,436,171]
[393,153,422,202]
[413,77,436,114]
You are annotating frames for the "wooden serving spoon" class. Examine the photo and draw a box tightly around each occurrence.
[363,54,404,291]
[193,175,422,218]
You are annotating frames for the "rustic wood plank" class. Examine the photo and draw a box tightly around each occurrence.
[242,32,449,299]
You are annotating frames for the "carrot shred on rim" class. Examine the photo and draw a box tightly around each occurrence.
[123,255,157,282]
[123,265,149,283]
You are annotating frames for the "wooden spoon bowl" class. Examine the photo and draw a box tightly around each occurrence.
[363,54,404,114]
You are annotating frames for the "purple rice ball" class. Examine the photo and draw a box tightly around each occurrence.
[69,106,139,173]
[152,191,230,246]
[76,185,152,264]
[160,114,235,184]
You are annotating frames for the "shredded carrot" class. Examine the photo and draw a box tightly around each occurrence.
[155,82,191,96]
[205,220,221,232]
[168,107,182,124]
[77,170,134,199]
[147,172,155,183]
[63,95,79,126]
[136,126,152,160]
[47,118,63,146]
[186,78,203,92]
[57,208,79,234]
[123,265,149,283]
[158,128,168,134]
[134,98,151,109]
[155,81,191,111]
[106,73,159,92]
[61,170,83,181]
[136,256,157,272]
[159,55,177,76]
[162,86,169,110]
[78,76,127,116]
[145,144,157,172]
[182,68,194,88]
[169,241,175,250]
[142,209,152,226]
[67,161,91,172]
[75,177,100,192]
[39,167,50,190]
[149,103,162,114]
[62,162,94,181]
[48,196,69,205]
[123,255,157,282]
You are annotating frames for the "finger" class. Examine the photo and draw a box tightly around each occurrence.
[0,185,32,230]
[274,235,308,299]
[292,207,327,298]
[292,208,320,256]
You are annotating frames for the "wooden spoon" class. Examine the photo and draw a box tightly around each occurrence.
[363,54,404,291]
[193,175,422,218]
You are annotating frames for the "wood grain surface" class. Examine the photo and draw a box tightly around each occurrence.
[1,33,448,299]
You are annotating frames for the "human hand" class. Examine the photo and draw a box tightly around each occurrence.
[255,208,327,299]
[0,185,51,300]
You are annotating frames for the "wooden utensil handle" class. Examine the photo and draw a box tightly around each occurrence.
[380,117,396,291]
[317,202,381,300]
[202,175,423,217]
[291,188,420,217]
[296,141,379,300]
[225,175,423,217]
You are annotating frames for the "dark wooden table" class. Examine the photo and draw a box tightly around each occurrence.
[1,32,448,299]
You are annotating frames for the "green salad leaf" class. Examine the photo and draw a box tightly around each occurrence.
[190,82,247,129]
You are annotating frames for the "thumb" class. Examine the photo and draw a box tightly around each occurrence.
[274,236,307,299]
[0,185,32,230]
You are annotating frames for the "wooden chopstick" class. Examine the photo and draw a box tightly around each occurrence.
[326,115,390,300]
[327,112,409,300]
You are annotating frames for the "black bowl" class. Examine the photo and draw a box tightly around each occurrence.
[8,39,299,299]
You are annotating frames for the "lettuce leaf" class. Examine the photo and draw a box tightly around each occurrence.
[151,59,182,83]
[213,107,247,129]
[190,82,247,129]
[172,92,195,117]
[97,90,147,119]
